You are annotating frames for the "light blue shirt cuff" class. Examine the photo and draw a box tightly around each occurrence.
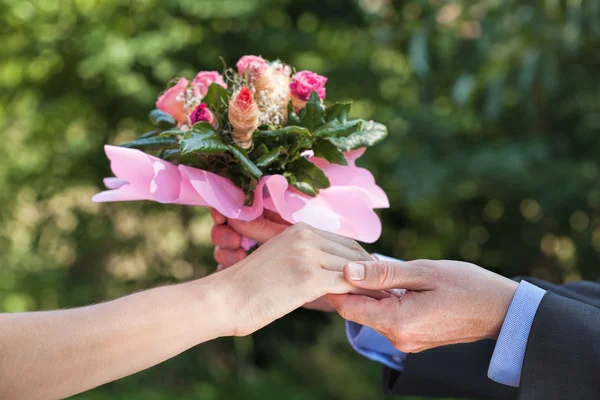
[344,253,405,371]
[345,320,405,371]
[488,280,546,387]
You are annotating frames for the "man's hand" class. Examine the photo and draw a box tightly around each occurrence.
[211,209,289,271]
[327,260,518,353]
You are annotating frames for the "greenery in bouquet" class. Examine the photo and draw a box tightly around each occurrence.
[119,55,388,204]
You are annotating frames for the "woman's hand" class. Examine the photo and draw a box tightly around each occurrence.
[210,209,374,311]
[213,222,384,336]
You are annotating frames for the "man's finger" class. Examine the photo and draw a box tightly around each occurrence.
[211,224,242,249]
[214,247,247,267]
[303,297,336,312]
[343,260,435,291]
[228,217,288,244]
[263,209,290,225]
[211,208,227,225]
[325,293,350,309]
[329,294,398,331]
[320,271,391,300]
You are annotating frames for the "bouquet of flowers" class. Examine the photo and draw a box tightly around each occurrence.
[93,55,389,244]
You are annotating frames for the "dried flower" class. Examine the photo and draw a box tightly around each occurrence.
[192,71,227,98]
[190,103,218,128]
[156,77,189,124]
[268,62,292,125]
[229,87,259,149]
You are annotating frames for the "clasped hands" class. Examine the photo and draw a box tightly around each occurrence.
[212,210,518,353]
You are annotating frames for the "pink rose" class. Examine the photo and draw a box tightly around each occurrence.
[236,55,269,78]
[190,103,218,128]
[192,71,227,98]
[290,70,327,102]
[155,77,189,124]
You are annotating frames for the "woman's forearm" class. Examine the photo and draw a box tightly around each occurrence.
[0,274,231,400]
[0,223,374,399]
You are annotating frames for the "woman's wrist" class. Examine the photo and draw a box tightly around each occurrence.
[181,273,238,339]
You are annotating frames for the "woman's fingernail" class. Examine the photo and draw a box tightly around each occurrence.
[387,289,406,299]
[348,262,365,280]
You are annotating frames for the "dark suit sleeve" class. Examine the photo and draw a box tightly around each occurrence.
[518,291,600,399]
[382,340,517,399]
[384,278,600,399]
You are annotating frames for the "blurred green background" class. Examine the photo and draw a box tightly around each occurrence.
[2,0,600,398]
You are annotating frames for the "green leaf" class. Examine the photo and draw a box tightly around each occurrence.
[149,109,176,128]
[300,91,325,132]
[228,146,263,178]
[162,149,181,159]
[255,147,283,167]
[327,120,388,151]
[284,157,330,196]
[202,83,230,116]
[314,119,362,138]
[180,123,229,154]
[120,136,178,150]
[256,126,311,138]
[325,102,351,123]
[158,129,184,137]
[139,129,161,139]
[312,139,348,165]
[253,126,311,148]
[287,101,301,125]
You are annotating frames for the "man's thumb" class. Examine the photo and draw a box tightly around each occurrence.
[343,261,433,291]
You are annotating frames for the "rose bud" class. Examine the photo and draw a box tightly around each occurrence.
[192,71,227,98]
[190,103,218,129]
[155,77,189,124]
[289,70,327,111]
[228,86,259,149]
